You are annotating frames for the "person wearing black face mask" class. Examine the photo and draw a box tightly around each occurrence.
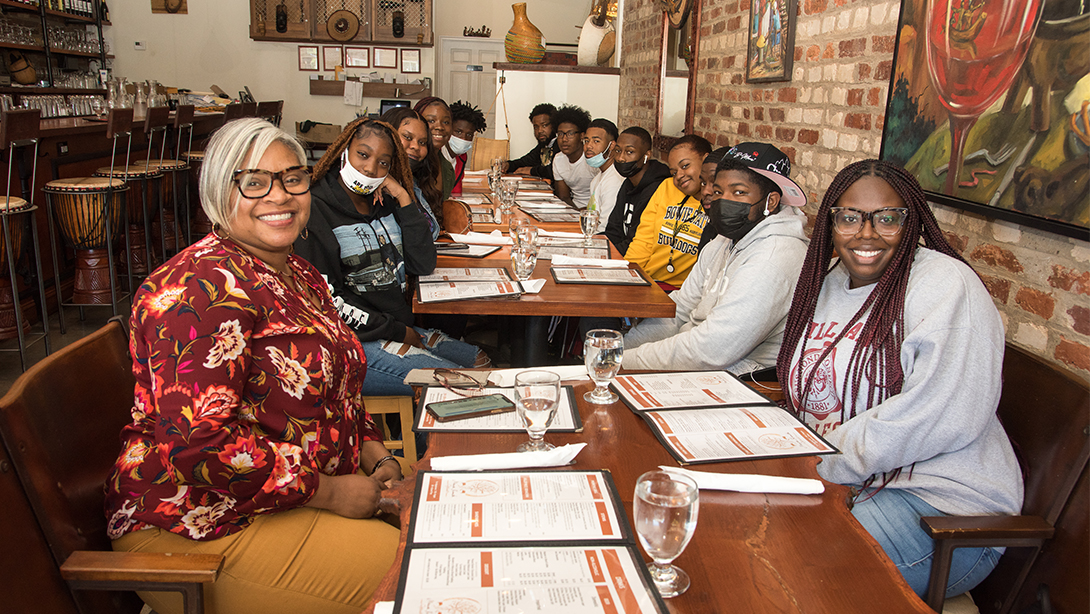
[622,142,809,375]
[381,107,442,238]
[604,127,672,255]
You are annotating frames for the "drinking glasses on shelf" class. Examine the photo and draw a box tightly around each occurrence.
[510,244,537,282]
[580,209,600,246]
[514,370,561,452]
[634,470,700,598]
[584,329,622,404]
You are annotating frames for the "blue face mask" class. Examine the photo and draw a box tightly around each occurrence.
[448,135,473,155]
[585,142,614,168]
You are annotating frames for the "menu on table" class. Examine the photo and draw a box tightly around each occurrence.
[539,236,609,248]
[471,213,496,223]
[415,385,582,433]
[418,280,521,303]
[612,371,836,465]
[419,268,510,283]
[453,195,492,205]
[527,210,584,223]
[538,245,611,260]
[468,205,492,214]
[551,267,650,286]
[396,470,668,613]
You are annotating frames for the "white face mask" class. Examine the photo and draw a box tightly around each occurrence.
[448,135,473,155]
[339,150,385,196]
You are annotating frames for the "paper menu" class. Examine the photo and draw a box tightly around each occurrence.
[551,267,650,286]
[397,545,666,613]
[415,386,582,433]
[410,471,625,543]
[612,371,771,410]
[417,280,521,303]
[418,268,510,283]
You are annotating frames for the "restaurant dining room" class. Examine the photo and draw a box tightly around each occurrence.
[0,0,1085,613]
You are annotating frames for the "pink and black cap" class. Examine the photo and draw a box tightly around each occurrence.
[719,142,807,207]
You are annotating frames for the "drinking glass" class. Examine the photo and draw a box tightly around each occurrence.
[509,217,528,247]
[514,370,560,452]
[510,244,537,281]
[584,329,622,404]
[634,470,700,598]
[502,177,520,209]
[580,209,600,246]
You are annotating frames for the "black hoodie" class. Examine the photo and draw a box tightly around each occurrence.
[604,159,672,256]
[295,172,436,343]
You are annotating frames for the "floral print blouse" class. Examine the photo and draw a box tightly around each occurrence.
[105,234,381,542]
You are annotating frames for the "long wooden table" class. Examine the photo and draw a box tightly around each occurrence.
[367,379,933,613]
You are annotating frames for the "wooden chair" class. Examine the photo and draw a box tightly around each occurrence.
[441,199,472,234]
[256,100,284,126]
[921,345,1090,612]
[0,320,223,614]
[364,395,419,476]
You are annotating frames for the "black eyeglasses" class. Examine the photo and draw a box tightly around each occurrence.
[829,207,908,237]
[233,166,312,199]
[433,368,486,397]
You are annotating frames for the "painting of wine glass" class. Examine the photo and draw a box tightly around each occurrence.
[880,0,1089,239]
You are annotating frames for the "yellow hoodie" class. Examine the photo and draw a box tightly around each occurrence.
[624,179,709,287]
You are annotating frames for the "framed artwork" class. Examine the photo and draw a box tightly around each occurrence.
[345,46,370,68]
[400,48,421,74]
[373,47,398,69]
[298,45,319,71]
[878,0,1088,239]
[745,0,795,83]
[322,45,343,72]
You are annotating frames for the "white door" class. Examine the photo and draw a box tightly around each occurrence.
[437,37,506,139]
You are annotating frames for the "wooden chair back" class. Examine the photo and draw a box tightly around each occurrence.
[241,102,258,118]
[441,199,472,234]
[256,100,282,125]
[363,396,418,476]
[1,108,41,148]
[222,103,245,123]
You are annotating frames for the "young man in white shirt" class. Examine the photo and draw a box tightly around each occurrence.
[550,104,598,208]
[585,118,624,232]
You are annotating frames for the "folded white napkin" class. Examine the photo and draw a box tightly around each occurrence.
[373,603,394,614]
[539,230,585,238]
[464,169,489,176]
[552,255,629,268]
[432,443,587,471]
[517,279,547,294]
[450,231,512,246]
[659,466,824,495]
[488,365,590,386]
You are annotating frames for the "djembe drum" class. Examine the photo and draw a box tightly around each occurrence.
[44,177,126,305]
[0,195,29,339]
[94,163,162,276]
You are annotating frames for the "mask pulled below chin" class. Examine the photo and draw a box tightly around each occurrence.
[340,151,386,196]
[448,135,473,155]
[707,198,760,242]
[585,143,613,169]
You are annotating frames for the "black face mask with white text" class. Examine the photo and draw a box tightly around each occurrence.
[707,198,761,242]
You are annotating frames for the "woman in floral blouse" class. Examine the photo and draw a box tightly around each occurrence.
[104,118,402,614]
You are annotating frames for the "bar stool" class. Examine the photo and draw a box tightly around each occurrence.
[44,108,131,333]
[0,109,53,371]
[222,103,245,124]
[134,106,180,260]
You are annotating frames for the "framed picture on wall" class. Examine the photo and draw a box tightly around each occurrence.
[322,46,344,72]
[745,0,796,83]
[878,0,1088,239]
[298,45,319,71]
[345,46,370,68]
[400,49,421,74]
[373,47,398,69]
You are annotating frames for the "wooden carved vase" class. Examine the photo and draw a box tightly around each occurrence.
[505,3,545,64]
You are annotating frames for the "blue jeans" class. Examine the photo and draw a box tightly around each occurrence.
[360,327,480,396]
[852,487,1003,598]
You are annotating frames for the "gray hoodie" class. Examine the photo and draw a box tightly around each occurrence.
[623,206,808,373]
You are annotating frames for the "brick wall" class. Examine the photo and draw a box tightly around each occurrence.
[617,0,1090,378]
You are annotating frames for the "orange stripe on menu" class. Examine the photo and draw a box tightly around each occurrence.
[422,411,435,427]
[596,585,619,614]
[585,550,605,583]
[668,436,694,460]
[704,389,727,404]
[742,408,766,428]
[726,432,754,455]
[795,426,826,449]
[644,393,663,408]
[471,503,483,537]
[603,549,643,614]
[616,377,650,409]
[650,413,673,435]
[587,474,603,499]
[596,501,614,536]
[426,476,442,502]
[520,475,533,500]
[480,551,493,587]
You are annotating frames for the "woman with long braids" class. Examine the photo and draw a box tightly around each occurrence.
[380,106,442,237]
[777,159,1022,599]
[296,118,488,397]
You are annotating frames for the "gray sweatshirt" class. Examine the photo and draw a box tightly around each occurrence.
[787,248,1023,517]
[623,207,808,373]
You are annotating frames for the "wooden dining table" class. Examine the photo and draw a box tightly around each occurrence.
[365,379,934,613]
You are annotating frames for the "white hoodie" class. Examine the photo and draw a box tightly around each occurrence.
[623,206,808,373]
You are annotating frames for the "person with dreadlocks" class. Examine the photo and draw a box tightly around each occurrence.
[380,106,442,239]
[445,100,487,196]
[295,118,489,399]
[776,159,1022,599]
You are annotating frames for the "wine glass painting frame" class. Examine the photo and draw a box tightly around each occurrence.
[878,0,1089,240]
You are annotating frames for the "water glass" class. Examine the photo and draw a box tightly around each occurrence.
[514,370,561,452]
[580,209,600,246]
[634,470,700,598]
[501,177,520,208]
[515,221,538,248]
[510,244,537,282]
[584,329,622,404]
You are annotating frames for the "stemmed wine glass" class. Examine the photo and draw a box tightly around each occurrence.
[925,0,1041,194]
[580,209,600,246]
[514,370,560,452]
[584,329,622,404]
[634,470,700,598]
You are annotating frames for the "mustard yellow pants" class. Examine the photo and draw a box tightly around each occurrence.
[112,507,400,614]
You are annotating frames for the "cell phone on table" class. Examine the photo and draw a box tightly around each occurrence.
[426,393,515,422]
[436,242,469,251]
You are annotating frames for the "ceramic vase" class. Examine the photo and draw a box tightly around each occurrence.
[505,3,545,64]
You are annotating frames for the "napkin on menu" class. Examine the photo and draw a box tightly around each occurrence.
[517,279,547,294]
[551,255,630,268]
[431,443,587,471]
[449,230,512,245]
[488,365,590,386]
[373,603,394,614]
[659,466,824,495]
[539,230,585,238]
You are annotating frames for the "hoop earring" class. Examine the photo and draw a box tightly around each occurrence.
[212,223,229,240]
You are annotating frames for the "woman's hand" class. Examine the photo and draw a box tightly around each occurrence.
[381,174,413,207]
[306,473,384,519]
[372,458,404,488]
[403,326,425,348]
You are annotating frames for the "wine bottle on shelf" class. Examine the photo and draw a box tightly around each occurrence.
[100,0,109,22]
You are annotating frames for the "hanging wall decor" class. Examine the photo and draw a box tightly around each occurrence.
[745,0,795,83]
[151,0,188,14]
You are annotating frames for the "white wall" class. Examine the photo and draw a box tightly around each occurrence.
[106,0,595,132]
[497,69,618,155]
